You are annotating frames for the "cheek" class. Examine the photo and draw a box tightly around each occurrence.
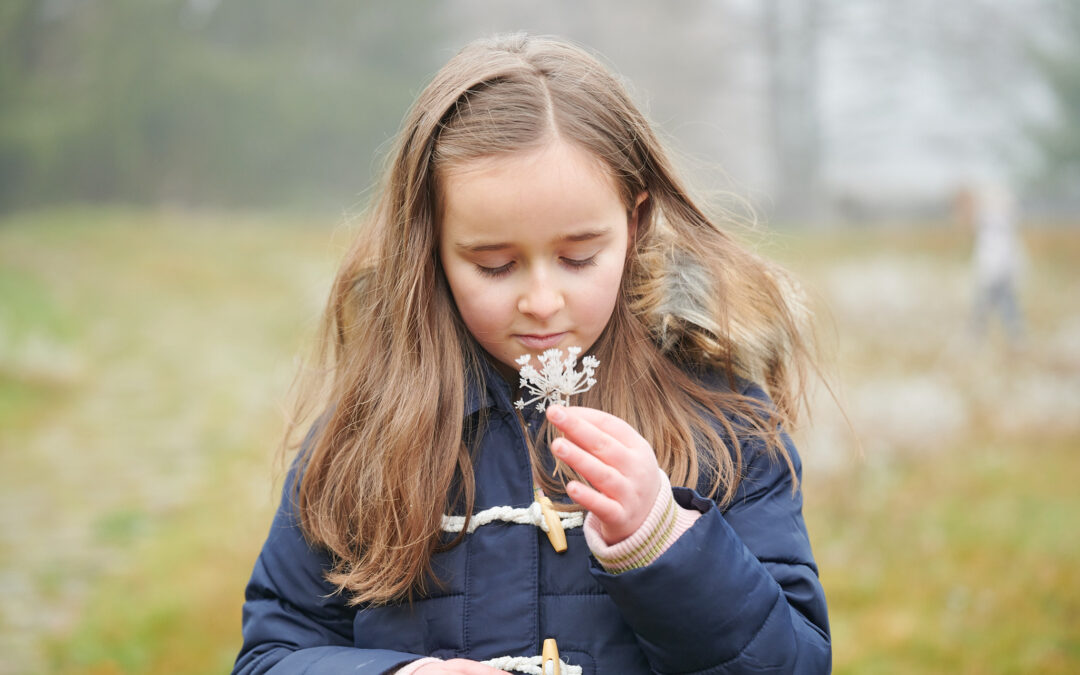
[579,264,625,319]
[456,293,493,333]
[446,270,511,332]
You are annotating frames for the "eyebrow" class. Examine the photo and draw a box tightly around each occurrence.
[455,228,611,253]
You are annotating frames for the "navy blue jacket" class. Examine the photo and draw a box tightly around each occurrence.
[234,367,830,674]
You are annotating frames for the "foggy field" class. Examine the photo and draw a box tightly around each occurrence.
[1,209,1077,673]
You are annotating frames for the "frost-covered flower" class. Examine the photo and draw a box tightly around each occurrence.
[514,346,599,412]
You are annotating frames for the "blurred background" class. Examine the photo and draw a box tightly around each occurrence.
[1,1,1077,673]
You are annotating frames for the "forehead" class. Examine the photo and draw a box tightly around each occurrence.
[439,140,626,243]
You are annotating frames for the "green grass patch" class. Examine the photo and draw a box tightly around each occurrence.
[46,468,277,674]
[809,436,1080,674]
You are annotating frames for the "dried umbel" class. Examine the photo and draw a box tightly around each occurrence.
[514,347,599,412]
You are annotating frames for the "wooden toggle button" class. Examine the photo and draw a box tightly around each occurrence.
[542,638,560,675]
[538,496,567,553]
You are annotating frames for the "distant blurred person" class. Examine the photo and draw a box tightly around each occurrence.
[959,182,1025,347]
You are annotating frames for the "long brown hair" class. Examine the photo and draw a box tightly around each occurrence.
[286,34,815,606]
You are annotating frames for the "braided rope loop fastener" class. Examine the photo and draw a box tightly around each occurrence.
[441,503,584,534]
[482,655,582,675]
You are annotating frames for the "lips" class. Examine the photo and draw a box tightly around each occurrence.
[515,332,567,350]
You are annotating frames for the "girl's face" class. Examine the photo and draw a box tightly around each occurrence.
[439,139,641,376]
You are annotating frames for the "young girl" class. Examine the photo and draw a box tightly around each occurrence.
[235,34,830,675]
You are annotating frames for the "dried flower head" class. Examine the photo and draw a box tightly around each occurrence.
[514,346,599,412]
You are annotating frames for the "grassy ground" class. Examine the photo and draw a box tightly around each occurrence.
[1,209,1077,673]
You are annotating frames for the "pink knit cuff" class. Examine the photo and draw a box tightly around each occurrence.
[395,657,441,674]
[583,469,701,574]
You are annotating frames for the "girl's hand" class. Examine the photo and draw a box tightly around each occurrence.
[412,659,506,673]
[546,404,661,545]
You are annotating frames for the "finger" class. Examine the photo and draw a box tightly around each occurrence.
[546,406,630,468]
[551,437,630,501]
[566,479,624,523]
[556,405,644,448]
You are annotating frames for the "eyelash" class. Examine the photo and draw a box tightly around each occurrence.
[562,255,598,270]
[474,255,598,278]
[476,262,514,278]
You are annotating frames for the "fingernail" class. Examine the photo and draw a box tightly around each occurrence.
[547,405,565,422]
[551,440,565,456]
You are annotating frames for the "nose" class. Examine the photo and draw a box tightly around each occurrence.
[517,270,565,320]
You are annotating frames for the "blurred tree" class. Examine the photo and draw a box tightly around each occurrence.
[0,0,55,208]
[0,0,448,212]
[4,0,1072,219]
[762,0,824,223]
[805,0,1052,219]
[1027,0,1080,196]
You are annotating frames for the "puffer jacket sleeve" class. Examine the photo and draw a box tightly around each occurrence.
[589,382,831,674]
[233,466,424,675]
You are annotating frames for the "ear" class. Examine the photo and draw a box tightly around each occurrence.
[627,191,649,250]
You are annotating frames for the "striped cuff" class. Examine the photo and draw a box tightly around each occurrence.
[395,657,441,674]
[583,469,701,574]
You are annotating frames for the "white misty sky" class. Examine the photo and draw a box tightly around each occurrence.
[702,0,1058,205]
[814,0,1056,201]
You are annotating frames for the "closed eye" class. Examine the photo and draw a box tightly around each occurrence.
[561,255,598,270]
[475,262,515,278]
